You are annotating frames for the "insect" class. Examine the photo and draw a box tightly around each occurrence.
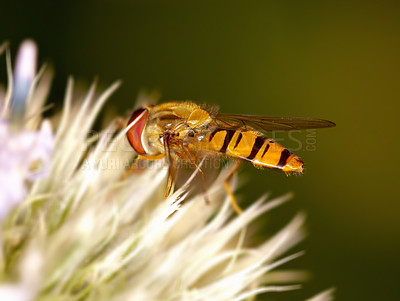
[126,101,335,212]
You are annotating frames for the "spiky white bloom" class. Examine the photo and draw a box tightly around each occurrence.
[307,288,336,301]
[0,120,53,219]
[0,40,332,301]
[0,40,53,220]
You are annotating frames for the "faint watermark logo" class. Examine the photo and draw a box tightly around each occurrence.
[269,129,318,152]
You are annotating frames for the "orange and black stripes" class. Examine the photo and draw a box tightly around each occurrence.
[234,132,243,149]
[208,129,236,153]
[205,128,303,173]
[208,129,220,142]
[277,149,292,169]
[261,143,270,158]
[246,136,266,160]
[220,129,236,153]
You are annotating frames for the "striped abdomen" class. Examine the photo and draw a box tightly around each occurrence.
[204,129,303,173]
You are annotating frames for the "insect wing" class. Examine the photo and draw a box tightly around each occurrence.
[214,113,336,132]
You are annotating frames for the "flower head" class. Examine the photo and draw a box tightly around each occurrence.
[0,40,333,301]
[0,40,54,220]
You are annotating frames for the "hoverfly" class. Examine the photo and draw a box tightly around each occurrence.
[126,101,335,212]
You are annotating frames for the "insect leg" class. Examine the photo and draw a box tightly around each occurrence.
[165,155,178,198]
[223,160,243,214]
[164,134,179,198]
[180,145,211,205]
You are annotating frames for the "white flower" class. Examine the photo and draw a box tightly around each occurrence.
[307,288,336,301]
[0,40,333,301]
[0,120,53,219]
[0,40,54,220]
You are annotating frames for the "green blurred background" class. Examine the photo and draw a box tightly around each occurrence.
[2,0,399,300]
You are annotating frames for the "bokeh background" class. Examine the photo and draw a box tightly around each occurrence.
[2,1,399,300]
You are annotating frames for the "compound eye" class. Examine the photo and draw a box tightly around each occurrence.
[126,108,149,154]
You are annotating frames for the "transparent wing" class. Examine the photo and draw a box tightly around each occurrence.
[214,113,336,132]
